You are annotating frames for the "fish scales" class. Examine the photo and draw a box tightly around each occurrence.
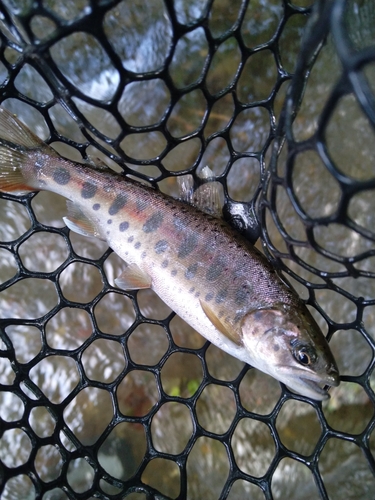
[28,153,295,330]
[0,107,339,400]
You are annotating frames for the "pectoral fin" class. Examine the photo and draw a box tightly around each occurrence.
[64,201,103,240]
[200,300,242,346]
[115,264,152,290]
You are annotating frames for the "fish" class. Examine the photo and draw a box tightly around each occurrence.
[0,106,339,400]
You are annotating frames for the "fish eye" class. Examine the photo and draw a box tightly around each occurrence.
[293,346,316,366]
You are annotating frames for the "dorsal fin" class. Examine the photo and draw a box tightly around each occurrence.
[177,167,223,218]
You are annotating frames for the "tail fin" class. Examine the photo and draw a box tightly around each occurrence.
[0,107,48,193]
[0,107,45,148]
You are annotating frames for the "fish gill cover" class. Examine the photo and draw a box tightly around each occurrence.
[0,0,374,499]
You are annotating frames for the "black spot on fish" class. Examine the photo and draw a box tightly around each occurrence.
[215,289,227,304]
[136,198,147,212]
[143,212,164,233]
[119,221,129,232]
[235,287,248,306]
[171,269,177,276]
[141,251,147,259]
[178,234,198,259]
[128,236,134,243]
[162,260,168,268]
[206,257,224,282]
[93,203,101,211]
[189,287,195,294]
[173,217,187,232]
[134,242,141,249]
[195,291,200,298]
[154,240,168,254]
[53,168,70,185]
[185,263,198,280]
[107,219,112,224]
[205,292,214,302]
[273,344,280,352]
[109,194,128,215]
[81,181,97,199]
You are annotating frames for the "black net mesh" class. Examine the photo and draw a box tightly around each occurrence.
[0,0,374,498]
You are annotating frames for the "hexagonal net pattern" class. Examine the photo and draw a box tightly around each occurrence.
[0,1,374,499]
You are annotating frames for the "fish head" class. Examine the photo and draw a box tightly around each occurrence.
[240,303,339,400]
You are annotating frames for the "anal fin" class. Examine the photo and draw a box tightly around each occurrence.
[115,264,152,290]
[63,201,103,240]
[200,300,242,346]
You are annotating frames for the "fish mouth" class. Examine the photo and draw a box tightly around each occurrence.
[277,366,340,401]
[289,377,331,400]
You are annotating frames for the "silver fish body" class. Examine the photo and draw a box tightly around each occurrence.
[0,107,339,399]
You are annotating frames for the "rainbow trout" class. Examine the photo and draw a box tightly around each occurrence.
[0,107,339,400]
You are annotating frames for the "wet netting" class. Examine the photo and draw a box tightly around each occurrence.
[0,0,374,498]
